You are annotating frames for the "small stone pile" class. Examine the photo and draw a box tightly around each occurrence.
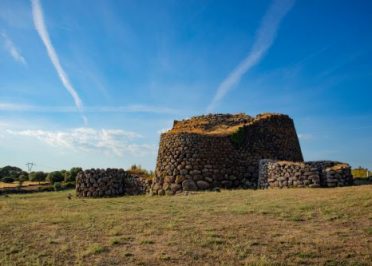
[258,160,353,188]
[76,168,150,197]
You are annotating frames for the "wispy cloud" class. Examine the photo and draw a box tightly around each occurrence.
[30,0,86,123]
[207,0,295,112]
[0,102,178,114]
[1,31,27,65]
[7,128,155,157]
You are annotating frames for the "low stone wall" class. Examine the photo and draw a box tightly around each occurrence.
[258,160,353,188]
[305,161,354,187]
[76,169,150,197]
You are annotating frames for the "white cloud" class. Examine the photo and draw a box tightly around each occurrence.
[0,102,32,111]
[207,0,295,112]
[7,128,155,157]
[31,0,86,123]
[1,31,27,65]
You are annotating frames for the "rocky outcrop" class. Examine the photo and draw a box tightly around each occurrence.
[76,169,151,197]
[258,160,353,188]
[151,113,304,195]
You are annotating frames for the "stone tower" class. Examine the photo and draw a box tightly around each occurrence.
[151,113,303,195]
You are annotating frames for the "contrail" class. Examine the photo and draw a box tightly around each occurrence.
[207,0,295,112]
[31,0,87,124]
[1,32,27,65]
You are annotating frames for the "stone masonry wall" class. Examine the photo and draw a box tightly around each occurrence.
[151,113,303,195]
[76,169,150,197]
[258,160,353,188]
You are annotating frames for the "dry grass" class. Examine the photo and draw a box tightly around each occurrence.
[169,113,253,135]
[168,113,289,136]
[0,186,371,265]
[0,181,49,189]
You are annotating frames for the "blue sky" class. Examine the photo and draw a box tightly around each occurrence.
[0,0,371,171]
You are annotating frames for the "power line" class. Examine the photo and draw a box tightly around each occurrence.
[25,162,35,172]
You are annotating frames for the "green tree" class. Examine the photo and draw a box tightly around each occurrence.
[0,166,23,179]
[65,167,82,182]
[47,171,64,184]
[29,171,47,184]
[17,174,28,190]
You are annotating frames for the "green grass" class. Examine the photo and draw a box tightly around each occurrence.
[0,186,371,265]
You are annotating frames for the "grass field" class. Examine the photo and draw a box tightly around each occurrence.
[0,181,49,189]
[0,186,371,265]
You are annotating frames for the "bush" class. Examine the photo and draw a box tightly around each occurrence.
[1,177,15,183]
[47,171,64,184]
[53,182,62,191]
[29,171,47,184]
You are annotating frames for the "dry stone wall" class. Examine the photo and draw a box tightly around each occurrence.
[76,169,150,197]
[306,161,354,187]
[151,113,304,195]
[258,160,353,188]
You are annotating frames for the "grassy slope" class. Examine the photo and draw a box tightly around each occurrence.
[0,186,371,265]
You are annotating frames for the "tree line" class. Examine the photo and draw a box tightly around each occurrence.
[0,165,82,185]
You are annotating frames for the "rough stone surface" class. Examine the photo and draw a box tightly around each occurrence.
[76,168,151,197]
[151,113,304,195]
[258,160,353,188]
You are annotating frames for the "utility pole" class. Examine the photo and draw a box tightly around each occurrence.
[25,162,35,172]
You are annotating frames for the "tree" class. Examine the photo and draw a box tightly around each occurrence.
[47,171,64,184]
[29,171,47,184]
[19,171,29,181]
[0,166,23,179]
[1,177,15,183]
[65,167,82,182]
[17,174,28,190]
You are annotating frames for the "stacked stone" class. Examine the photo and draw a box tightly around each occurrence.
[306,161,353,187]
[258,160,353,188]
[258,160,320,188]
[152,113,304,195]
[324,164,353,187]
[76,169,149,197]
[172,113,253,133]
[123,174,152,195]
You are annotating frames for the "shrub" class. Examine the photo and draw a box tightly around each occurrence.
[47,171,64,184]
[1,177,15,183]
[53,182,62,191]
